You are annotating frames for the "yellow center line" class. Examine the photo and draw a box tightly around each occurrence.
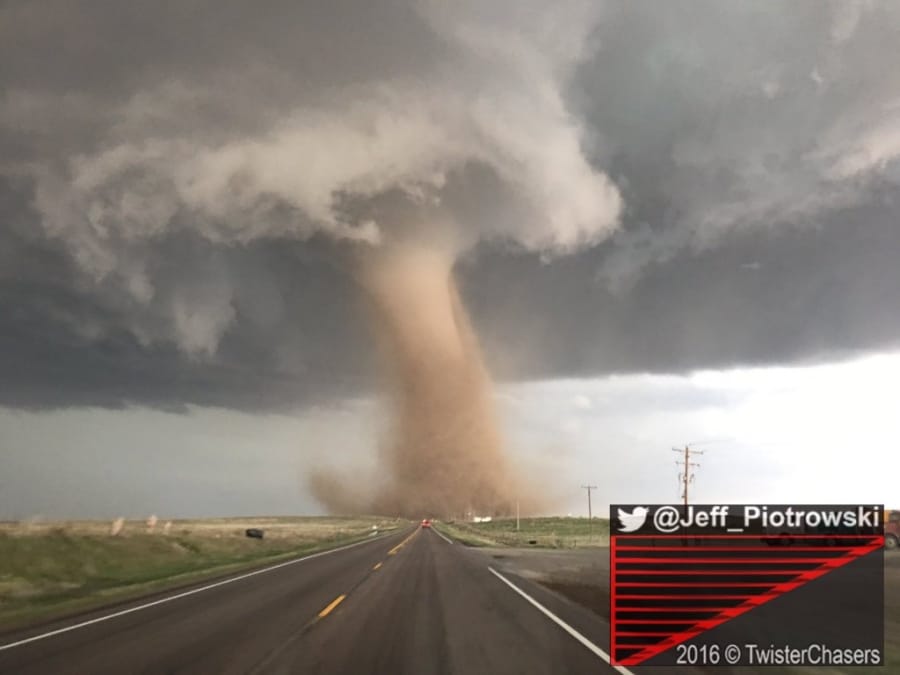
[373,562,382,570]
[317,594,346,618]
[388,529,419,555]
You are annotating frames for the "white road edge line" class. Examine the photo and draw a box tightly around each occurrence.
[0,530,403,652]
[431,527,453,545]
[488,567,635,675]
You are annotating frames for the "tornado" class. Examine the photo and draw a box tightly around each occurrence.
[312,243,531,518]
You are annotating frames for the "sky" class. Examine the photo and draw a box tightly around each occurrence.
[3,352,898,519]
[2,1,899,518]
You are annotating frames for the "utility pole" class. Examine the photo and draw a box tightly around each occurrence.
[582,485,597,540]
[673,445,703,505]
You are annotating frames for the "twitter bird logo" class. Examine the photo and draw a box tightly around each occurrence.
[617,507,649,532]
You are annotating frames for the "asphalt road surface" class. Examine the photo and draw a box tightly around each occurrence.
[0,526,629,675]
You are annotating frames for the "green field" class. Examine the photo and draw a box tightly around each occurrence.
[434,517,610,548]
[0,516,401,630]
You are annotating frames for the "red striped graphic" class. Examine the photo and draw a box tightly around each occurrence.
[611,534,884,665]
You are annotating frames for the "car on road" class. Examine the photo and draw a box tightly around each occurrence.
[886,510,899,550]
[421,519,432,528]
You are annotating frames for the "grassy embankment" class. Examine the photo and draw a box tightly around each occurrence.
[0,516,401,630]
[433,516,610,548]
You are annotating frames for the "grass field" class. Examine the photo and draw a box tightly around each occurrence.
[433,517,610,548]
[0,516,402,630]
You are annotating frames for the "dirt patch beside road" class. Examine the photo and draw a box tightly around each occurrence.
[483,546,609,618]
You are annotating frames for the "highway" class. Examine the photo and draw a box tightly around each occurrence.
[0,526,629,674]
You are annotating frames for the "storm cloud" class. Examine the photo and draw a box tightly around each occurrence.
[2,0,900,411]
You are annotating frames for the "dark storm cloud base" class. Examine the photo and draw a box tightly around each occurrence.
[3,2,900,410]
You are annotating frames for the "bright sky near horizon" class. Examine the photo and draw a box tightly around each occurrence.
[3,351,896,520]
